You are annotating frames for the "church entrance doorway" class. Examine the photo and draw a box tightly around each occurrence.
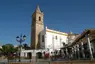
[27,52,32,59]
[36,52,42,59]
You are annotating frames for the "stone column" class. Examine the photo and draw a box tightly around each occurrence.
[74,46,77,59]
[86,34,93,60]
[66,48,69,59]
[77,44,80,59]
[61,49,64,59]
[71,47,74,59]
[73,46,75,59]
[81,41,85,58]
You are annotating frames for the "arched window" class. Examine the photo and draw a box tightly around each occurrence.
[39,16,41,21]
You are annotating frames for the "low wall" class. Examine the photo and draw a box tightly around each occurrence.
[8,60,95,64]
[51,60,95,64]
[8,62,33,64]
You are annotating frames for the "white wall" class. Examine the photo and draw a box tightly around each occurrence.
[45,31,68,50]
[40,28,79,53]
[21,49,47,57]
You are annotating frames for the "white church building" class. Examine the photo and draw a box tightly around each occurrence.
[40,27,68,51]
[20,5,78,58]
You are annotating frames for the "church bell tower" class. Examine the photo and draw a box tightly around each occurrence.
[31,5,44,49]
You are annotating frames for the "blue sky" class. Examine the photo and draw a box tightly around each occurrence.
[0,0,95,46]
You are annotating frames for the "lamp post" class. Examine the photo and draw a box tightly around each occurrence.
[16,34,26,62]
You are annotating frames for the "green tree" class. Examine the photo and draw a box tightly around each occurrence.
[1,44,18,61]
[0,48,2,56]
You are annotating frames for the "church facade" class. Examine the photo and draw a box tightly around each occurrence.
[31,5,77,51]
[21,5,78,57]
[40,28,68,51]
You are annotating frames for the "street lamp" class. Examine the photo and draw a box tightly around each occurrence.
[16,34,26,62]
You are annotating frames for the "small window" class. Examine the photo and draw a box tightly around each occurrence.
[39,16,41,21]
[55,36,57,40]
[42,35,44,42]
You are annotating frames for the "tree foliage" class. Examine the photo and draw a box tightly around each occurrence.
[1,44,18,56]
[22,43,30,50]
